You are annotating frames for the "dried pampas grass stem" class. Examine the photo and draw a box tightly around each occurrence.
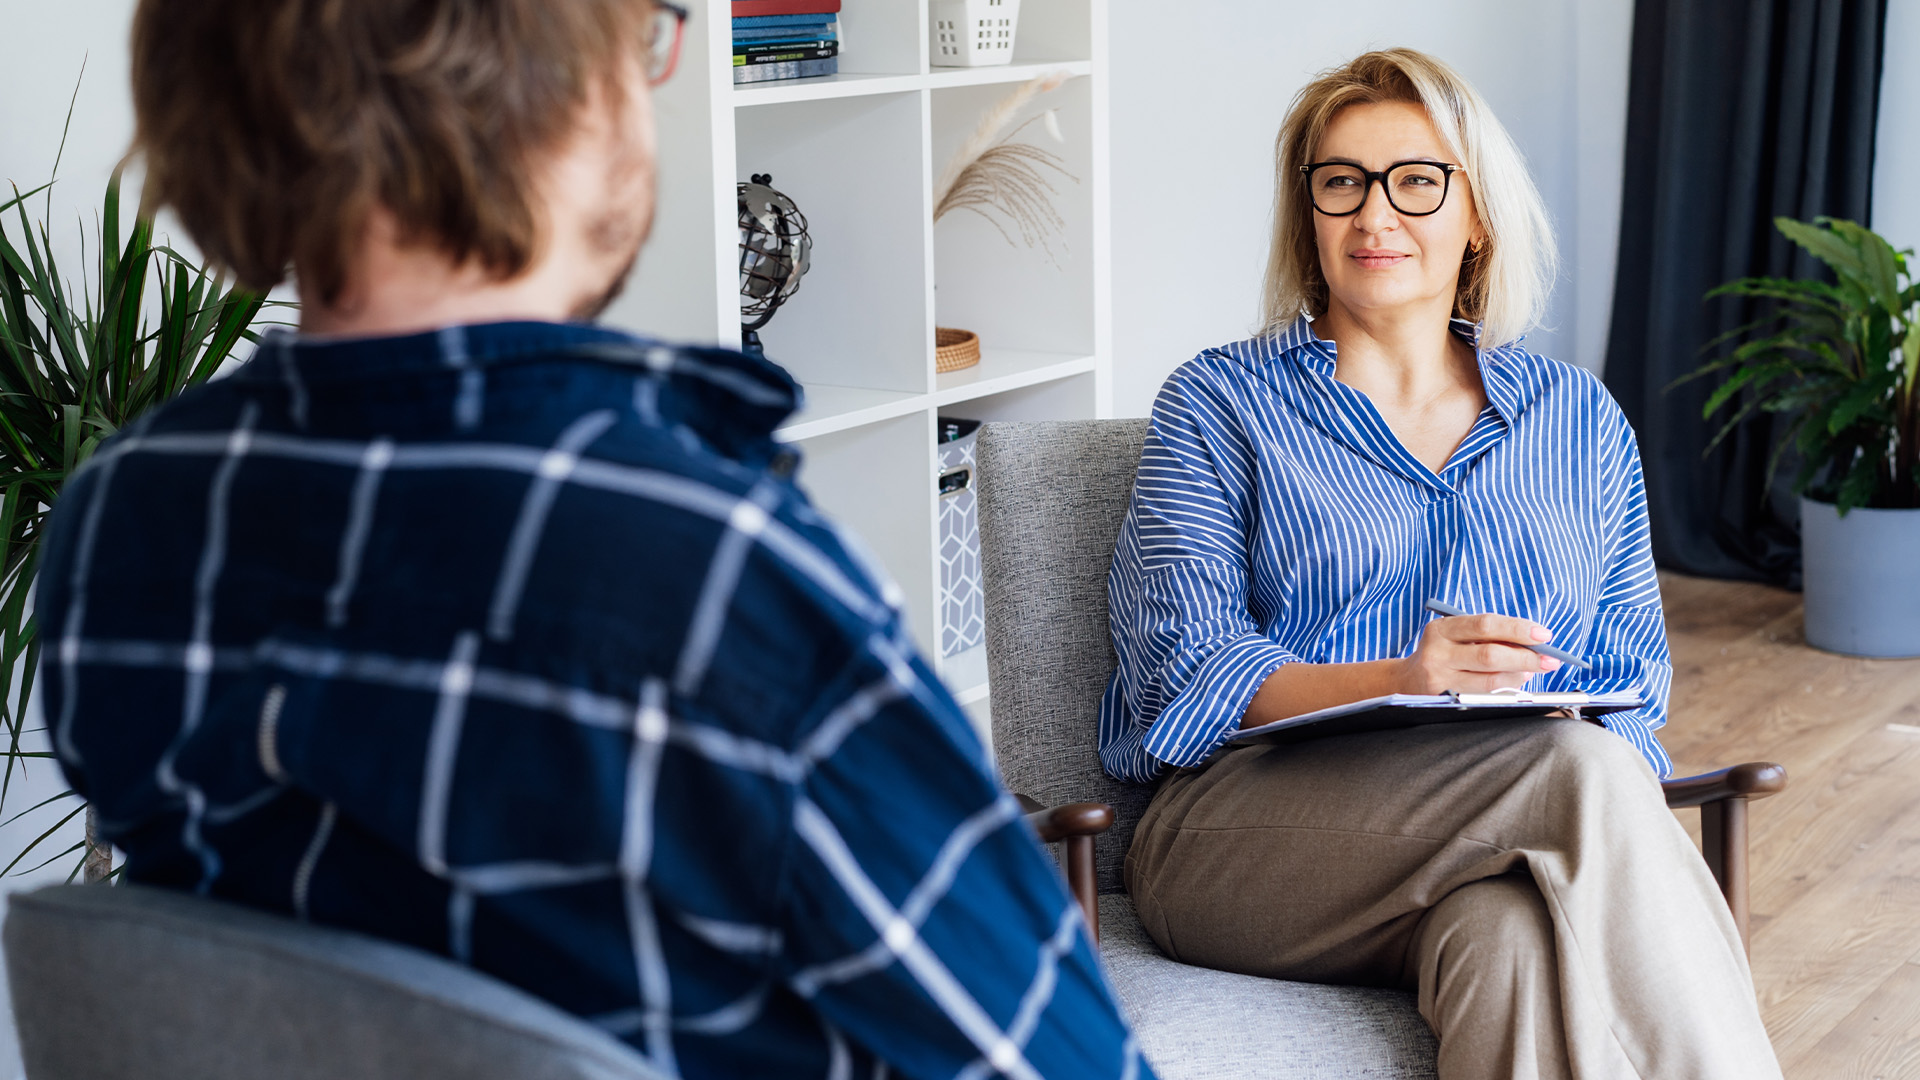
[934,72,1079,259]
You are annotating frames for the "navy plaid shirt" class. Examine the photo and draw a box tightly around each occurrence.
[39,321,1148,1080]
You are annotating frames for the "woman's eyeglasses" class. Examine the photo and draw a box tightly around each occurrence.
[647,2,690,87]
[1299,160,1462,217]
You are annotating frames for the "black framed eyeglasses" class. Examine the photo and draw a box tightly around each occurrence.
[1298,160,1462,217]
[646,2,690,86]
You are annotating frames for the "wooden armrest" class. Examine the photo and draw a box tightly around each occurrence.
[1016,794,1114,944]
[1657,762,1788,957]
[1016,794,1116,843]
[1660,762,1787,808]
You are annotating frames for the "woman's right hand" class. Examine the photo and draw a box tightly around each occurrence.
[1398,614,1561,694]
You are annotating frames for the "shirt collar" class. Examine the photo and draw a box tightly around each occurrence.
[1270,313,1522,428]
[240,320,801,447]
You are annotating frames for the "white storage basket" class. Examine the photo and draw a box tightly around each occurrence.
[931,0,1022,67]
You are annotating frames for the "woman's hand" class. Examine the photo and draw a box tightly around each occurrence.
[1397,614,1560,694]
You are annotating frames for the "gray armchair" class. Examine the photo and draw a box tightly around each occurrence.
[977,420,1786,1080]
[4,883,667,1080]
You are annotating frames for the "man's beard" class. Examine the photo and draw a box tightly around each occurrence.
[573,246,642,322]
[571,175,653,322]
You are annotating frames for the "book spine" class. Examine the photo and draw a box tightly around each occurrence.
[734,37,835,56]
[732,25,838,42]
[733,56,838,84]
[731,0,840,16]
[732,13,836,28]
[733,42,838,65]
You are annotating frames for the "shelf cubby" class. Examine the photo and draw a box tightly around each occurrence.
[932,73,1097,359]
[606,0,1110,719]
[736,92,932,396]
[792,413,940,655]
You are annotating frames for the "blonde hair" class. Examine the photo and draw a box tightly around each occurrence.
[1260,48,1556,349]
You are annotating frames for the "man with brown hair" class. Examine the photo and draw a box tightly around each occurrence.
[36,3,1150,1077]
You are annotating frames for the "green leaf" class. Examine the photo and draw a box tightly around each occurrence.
[1702,359,1798,419]
[0,799,85,877]
[1706,275,1850,316]
[1825,218,1904,315]
[1777,216,1877,295]
[0,143,285,880]
[0,183,55,219]
[1903,319,1920,397]
[1835,447,1882,514]
[0,787,78,830]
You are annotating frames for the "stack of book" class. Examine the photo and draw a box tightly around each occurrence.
[734,0,841,85]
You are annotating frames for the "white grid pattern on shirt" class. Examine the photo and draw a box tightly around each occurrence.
[791,795,1022,996]
[439,324,486,430]
[675,480,781,696]
[622,676,678,1073]
[793,797,1045,1080]
[955,907,1080,1080]
[327,437,395,627]
[419,630,481,877]
[293,802,337,920]
[487,409,620,640]
[82,428,891,626]
[56,374,1107,1079]
[154,403,258,892]
[275,334,310,429]
[54,413,151,769]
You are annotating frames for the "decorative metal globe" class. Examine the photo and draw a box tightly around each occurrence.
[738,174,812,348]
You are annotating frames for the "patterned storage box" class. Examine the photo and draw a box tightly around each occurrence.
[937,418,985,657]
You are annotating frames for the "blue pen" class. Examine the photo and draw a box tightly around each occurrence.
[1423,598,1593,672]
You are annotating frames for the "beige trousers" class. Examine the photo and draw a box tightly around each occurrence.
[1125,718,1782,1080]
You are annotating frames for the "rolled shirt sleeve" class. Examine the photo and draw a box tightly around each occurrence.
[1542,407,1674,777]
[1102,367,1299,782]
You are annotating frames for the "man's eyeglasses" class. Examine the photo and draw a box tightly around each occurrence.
[1298,160,1462,217]
[647,2,690,86]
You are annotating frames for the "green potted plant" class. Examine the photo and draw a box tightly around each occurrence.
[1,171,273,884]
[1690,216,1920,656]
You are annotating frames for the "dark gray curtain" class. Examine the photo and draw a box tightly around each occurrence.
[1604,0,1889,585]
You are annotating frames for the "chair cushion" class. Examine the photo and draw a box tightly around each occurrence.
[977,420,1157,893]
[1098,895,1438,1080]
[4,884,666,1080]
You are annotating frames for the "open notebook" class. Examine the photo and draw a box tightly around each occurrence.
[1225,688,1645,748]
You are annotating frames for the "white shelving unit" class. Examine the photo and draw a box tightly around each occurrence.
[606,0,1111,714]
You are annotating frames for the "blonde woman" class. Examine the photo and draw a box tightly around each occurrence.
[1102,50,1782,1078]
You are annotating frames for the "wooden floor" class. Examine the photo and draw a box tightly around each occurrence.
[1660,573,1920,1080]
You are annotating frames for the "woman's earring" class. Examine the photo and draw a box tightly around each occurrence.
[1469,236,1486,254]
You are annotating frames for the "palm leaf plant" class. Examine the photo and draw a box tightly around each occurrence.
[1684,216,1920,515]
[0,170,274,885]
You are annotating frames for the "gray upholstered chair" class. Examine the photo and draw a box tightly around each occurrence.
[977,419,1787,1080]
[4,883,667,1080]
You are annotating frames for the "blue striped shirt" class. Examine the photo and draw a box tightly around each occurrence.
[1099,316,1673,784]
[39,320,1148,1080]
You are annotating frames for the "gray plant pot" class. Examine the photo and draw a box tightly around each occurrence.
[1800,495,1920,658]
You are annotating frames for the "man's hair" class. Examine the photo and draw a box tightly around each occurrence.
[131,0,657,303]
[1260,48,1557,348]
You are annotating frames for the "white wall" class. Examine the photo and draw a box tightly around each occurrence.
[1105,0,1634,417]
[1874,0,1920,255]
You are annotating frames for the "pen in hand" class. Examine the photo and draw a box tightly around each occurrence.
[1423,598,1593,672]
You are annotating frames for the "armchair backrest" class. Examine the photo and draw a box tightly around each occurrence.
[976,420,1154,895]
[4,883,667,1080]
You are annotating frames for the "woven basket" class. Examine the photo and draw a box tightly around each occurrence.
[936,327,981,373]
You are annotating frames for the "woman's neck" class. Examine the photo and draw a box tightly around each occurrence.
[1312,299,1479,410]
